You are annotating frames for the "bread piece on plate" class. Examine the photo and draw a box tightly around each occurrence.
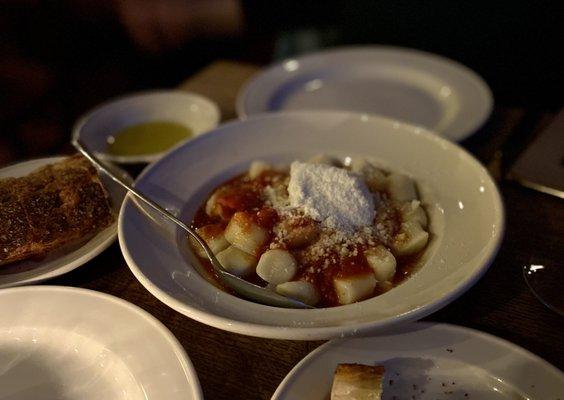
[331,363,384,400]
[0,155,114,266]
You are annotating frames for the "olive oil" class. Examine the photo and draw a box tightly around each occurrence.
[107,121,193,156]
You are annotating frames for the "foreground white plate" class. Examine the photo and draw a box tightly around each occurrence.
[0,286,202,400]
[0,157,129,288]
[119,111,504,340]
[237,46,493,142]
[273,322,564,400]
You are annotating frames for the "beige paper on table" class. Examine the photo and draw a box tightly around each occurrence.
[508,109,564,199]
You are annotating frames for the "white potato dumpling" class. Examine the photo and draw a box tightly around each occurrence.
[286,224,319,248]
[205,187,231,218]
[401,200,428,228]
[392,220,429,257]
[350,158,387,192]
[256,249,298,284]
[205,190,220,217]
[190,224,229,258]
[387,173,418,202]
[276,280,320,306]
[334,273,377,305]
[276,220,319,249]
[224,212,268,255]
[364,245,397,282]
[215,245,257,277]
[248,160,272,179]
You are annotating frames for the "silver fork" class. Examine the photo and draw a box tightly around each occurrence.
[72,139,313,309]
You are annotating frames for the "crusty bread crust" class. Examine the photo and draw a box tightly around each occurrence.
[334,363,385,381]
[331,363,385,400]
[0,155,114,266]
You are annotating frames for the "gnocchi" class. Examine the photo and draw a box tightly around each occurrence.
[215,246,257,277]
[248,160,272,179]
[224,212,268,256]
[256,249,297,284]
[350,158,387,192]
[334,274,377,305]
[392,220,429,257]
[364,246,396,282]
[401,200,428,228]
[276,281,320,306]
[190,156,430,307]
[205,189,222,217]
[275,218,319,248]
[190,224,229,258]
[387,173,418,202]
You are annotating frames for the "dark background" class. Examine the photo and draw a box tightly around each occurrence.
[1,0,562,164]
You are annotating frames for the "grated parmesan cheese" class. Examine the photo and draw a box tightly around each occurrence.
[287,161,375,232]
[258,158,399,270]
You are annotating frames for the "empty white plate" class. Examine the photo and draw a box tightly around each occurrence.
[272,322,564,399]
[0,286,202,400]
[237,46,493,142]
[0,156,130,288]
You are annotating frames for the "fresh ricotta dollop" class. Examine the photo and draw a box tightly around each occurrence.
[288,161,375,232]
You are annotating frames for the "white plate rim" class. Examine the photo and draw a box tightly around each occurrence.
[0,285,203,400]
[118,111,505,340]
[236,45,493,142]
[272,321,564,399]
[72,89,221,164]
[0,156,127,288]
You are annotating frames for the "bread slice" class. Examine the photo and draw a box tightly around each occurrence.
[0,155,114,266]
[331,363,385,400]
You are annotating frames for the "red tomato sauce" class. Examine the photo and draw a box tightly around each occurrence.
[189,171,424,308]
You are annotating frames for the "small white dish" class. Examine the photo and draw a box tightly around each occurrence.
[237,46,493,142]
[0,156,130,288]
[0,286,202,400]
[119,111,504,340]
[73,90,220,164]
[272,322,564,399]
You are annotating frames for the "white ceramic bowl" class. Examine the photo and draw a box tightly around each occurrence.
[72,90,220,164]
[119,111,504,340]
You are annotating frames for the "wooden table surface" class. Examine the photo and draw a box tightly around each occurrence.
[42,61,563,399]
